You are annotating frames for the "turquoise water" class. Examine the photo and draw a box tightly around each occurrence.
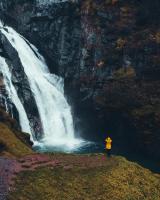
[33,142,160,174]
[33,141,105,154]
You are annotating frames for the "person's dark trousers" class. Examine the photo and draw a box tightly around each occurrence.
[107,149,111,157]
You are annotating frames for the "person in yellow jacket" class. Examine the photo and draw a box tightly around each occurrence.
[105,137,112,157]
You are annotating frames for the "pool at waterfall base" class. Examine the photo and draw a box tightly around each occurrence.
[33,139,104,154]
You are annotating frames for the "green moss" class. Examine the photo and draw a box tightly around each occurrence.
[0,122,33,157]
[7,156,160,200]
[0,108,33,157]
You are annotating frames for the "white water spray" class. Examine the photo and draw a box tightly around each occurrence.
[0,23,83,150]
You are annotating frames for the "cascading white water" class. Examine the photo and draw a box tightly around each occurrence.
[4,97,9,113]
[0,56,32,136]
[0,22,83,150]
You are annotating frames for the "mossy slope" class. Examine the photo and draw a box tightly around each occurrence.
[7,156,160,200]
[0,108,33,157]
[0,122,33,157]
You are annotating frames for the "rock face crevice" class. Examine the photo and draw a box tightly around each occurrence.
[0,0,160,159]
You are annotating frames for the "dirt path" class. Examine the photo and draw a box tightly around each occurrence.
[0,158,16,200]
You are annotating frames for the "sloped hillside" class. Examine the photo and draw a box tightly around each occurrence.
[7,155,160,200]
[0,108,33,157]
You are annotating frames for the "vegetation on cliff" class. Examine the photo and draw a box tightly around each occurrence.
[0,108,33,157]
[0,122,33,157]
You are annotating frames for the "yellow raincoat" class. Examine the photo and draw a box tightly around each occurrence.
[105,137,112,150]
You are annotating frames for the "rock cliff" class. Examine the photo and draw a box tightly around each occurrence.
[0,0,160,159]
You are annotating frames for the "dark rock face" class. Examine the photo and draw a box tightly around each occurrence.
[0,0,81,78]
[0,0,160,159]
[91,78,160,159]
[1,34,38,113]
[0,28,42,139]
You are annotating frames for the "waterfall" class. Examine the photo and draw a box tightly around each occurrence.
[4,96,9,113]
[0,56,32,135]
[0,22,83,150]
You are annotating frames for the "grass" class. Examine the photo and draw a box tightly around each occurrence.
[0,122,33,157]
[0,108,33,157]
[7,156,160,200]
